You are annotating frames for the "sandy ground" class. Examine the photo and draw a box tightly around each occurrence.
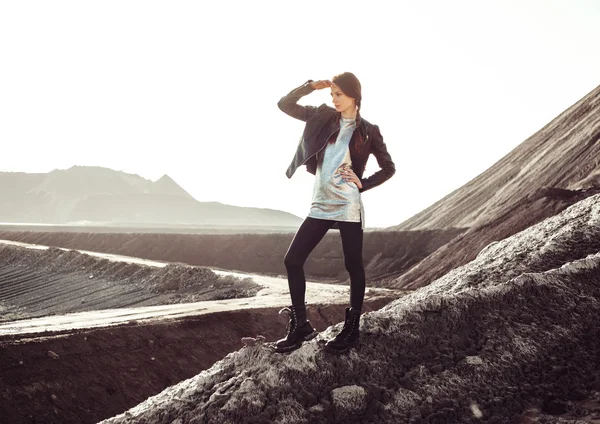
[0,239,401,336]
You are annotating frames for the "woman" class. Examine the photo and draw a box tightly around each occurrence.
[275,72,395,354]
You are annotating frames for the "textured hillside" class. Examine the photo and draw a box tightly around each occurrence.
[100,194,600,423]
[391,83,600,231]
[377,83,600,289]
[0,244,260,322]
[0,228,462,283]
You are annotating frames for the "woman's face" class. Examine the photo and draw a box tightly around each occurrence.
[330,84,356,114]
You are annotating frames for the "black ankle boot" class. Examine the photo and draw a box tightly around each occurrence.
[324,307,361,354]
[275,304,317,353]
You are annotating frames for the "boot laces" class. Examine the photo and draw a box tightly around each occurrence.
[279,307,296,334]
[338,315,358,340]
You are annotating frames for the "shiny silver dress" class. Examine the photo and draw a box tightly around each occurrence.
[307,117,365,229]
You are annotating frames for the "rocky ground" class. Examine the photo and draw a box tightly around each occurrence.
[0,239,404,423]
[0,298,397,424]
[97,194,600,423]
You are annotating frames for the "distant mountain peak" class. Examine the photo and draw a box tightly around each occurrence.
[0,166,302,227]
[150,174,195,200]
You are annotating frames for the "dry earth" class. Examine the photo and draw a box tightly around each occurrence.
[382,83,600,291]
[97,194,600,424]
[391,187,600,290]
[0,227,463,284]
[0,299,398,424]
[0,241,261,323]
[391,83,600,231]
[0,240,404,423]
[0,240,401,332]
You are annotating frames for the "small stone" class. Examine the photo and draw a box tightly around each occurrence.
[470,402,483,418]
[465,356,484,365]
[18,360,23,365]
[241,337,258,347]
[47,351,60,360]
[151,357,155,361]
[309,404,325,413]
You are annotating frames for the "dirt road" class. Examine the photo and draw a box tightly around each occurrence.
[0,239,400,336]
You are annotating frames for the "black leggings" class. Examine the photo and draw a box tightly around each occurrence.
[284,217,365,311]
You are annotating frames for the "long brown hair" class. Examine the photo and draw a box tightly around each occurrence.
[330,72,366,152]
[332,72,362,116]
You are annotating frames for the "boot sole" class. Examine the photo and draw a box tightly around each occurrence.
[323,341,359,355]
[275,330,318,353]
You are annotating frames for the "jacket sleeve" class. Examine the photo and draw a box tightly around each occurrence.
[359,125,396,193]
[277,80,319,122]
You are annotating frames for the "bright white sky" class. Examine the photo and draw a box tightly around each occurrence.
[1,1,599,228]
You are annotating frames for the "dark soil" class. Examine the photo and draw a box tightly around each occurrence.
[0,297,396,424]
[0,227,462,284]
[394,187,600,289]
[0,243,261,322]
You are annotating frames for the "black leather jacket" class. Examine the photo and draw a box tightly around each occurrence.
[278,80,396,193]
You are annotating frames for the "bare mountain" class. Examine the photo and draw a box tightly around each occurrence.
[0,166,302,227]
[27,166,144,196]
[148,174,194,199]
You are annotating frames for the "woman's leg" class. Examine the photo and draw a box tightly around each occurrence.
[284,217,334,306]
[338,221,365,311]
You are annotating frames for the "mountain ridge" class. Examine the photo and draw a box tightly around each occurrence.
[0,166,302,227]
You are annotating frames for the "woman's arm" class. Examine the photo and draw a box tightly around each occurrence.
[277,80,330,122]
[359,125,396,193]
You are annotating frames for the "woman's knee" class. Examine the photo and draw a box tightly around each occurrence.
[344,258,365,275]
[284,252,304,270]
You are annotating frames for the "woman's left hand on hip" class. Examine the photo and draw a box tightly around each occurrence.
[341,167,363,189]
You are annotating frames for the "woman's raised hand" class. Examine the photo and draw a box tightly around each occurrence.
[310,80,333,90]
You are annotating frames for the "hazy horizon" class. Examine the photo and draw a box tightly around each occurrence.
[2,0,600,228]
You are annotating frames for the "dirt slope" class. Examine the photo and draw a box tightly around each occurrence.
[99,194,600,423]
[0,228,463,285]
[0,299,396,424]
[382,82,600,289]
[0,243,260,322]
[391,186,600,289]
[390,83,600,231]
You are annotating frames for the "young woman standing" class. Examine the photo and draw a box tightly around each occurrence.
[275,72,395,354]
